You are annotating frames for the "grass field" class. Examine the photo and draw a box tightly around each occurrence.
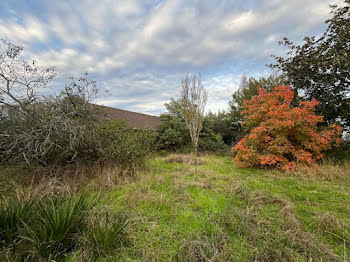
[1,154,350,261]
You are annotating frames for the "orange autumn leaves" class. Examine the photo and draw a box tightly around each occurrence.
[233,85,341,171]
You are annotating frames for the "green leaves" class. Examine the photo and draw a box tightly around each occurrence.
[0,197,33,248]
[0,193,129,260]
[270,1,350,131]
[21,195,89,259]
[97,119,156,169]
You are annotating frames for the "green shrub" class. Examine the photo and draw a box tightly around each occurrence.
[82,211,129,258]
[156,114,191,151]
[0,197,33,249]
[198,132,228,152]
[325,142,350,163]
[21,194,89,260]
[96,120,156,169]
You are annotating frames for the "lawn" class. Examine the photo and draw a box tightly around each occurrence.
[1,154,349,261]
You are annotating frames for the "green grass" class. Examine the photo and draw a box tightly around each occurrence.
[1,155,350,261]
[92,155,350,261]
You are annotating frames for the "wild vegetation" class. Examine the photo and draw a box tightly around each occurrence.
[269,1,350,131]
[0,155,349,261]
[0,40,155,168]
[233,85,341,171]
[0,1,349,261]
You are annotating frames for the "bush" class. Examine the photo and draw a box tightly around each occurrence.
[0,197,33,249]
[156,114,191,151]
[325,141,350,163]
[199,116,229,152]
[96,120,156,169]
[156,109,230,153]
[0,193,130,260]
[0,40,155,169]
[0,73,100,166]
[21,194,90,260]
[233,86,342,171]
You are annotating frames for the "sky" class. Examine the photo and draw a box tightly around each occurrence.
[0,0,343,115]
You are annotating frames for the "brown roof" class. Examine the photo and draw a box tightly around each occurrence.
[94,104,160,130]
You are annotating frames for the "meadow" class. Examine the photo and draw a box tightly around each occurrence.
[1,154,349,261]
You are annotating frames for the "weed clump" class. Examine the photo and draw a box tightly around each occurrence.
[164,154,204,165]
[81,211,129,259]
[0,194,129,261]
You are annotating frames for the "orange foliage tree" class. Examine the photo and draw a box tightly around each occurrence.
[233,85,341,171]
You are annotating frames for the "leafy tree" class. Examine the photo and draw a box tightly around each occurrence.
[202,111,233,146]
[229,74,286,142]
[233,86,341,171]
[156,113,191,151]
[270,1,350,130]
[156,98,190,151]
[156,99,229,151]
[164,98,184,119]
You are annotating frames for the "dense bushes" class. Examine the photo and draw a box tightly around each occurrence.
[0,194,129,260]
[0,89,155,168]
[0,84,99,165]
[233,86,341,170]
[0,40,155,169]
[96,120,156,169]
[156,113,191,151]
[156,99,230,152]
[199,115,228,152]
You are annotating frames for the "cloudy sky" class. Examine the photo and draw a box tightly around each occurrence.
[0,0,343,115]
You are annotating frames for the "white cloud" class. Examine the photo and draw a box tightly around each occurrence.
[0,0,343,115]
[0,16,47,44]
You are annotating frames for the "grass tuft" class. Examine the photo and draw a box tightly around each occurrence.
[163,154,204,165]
[81,211,129,259]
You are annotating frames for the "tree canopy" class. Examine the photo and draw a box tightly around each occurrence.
[270,1,350,131]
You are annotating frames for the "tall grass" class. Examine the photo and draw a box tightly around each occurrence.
[82,211,129,258]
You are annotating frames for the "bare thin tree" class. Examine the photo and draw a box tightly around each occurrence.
[0,39,56,121]
[0,39,99,165]
[180,73,208,157]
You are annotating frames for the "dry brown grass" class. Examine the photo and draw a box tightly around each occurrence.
[163,154,204,165]
[233,188,341,261]
[282,160,350,182]
[1,163,141,201]
[90,165,140,191]
[177,234,231,262]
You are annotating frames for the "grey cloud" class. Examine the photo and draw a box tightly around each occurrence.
[0,0,343,115]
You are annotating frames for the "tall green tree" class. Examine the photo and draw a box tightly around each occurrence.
[229,74,286,142]
[156,99,191,151]
[270,1,350,131]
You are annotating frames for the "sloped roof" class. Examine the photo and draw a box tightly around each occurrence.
[95,104,160,130]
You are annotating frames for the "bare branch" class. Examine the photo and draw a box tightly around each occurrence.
[180,73,208,155]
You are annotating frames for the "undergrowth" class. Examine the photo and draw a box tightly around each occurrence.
[0,154,349,261]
